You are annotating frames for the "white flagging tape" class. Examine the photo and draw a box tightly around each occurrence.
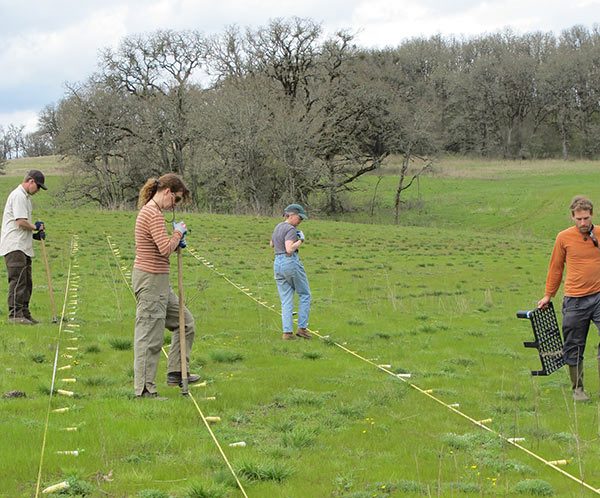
[35,236,81,498]
[184,243,600,496]
[105,235,249,498]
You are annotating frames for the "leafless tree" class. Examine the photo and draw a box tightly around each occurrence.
[100,29,208,175]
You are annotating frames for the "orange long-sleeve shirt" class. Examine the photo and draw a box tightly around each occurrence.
[545,225,600,298]
[134,203,182,274]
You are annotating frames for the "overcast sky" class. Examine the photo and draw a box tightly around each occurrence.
[1,0,599,132]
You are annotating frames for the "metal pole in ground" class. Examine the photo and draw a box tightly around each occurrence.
[177,248,189,395]
[40,238,58,323]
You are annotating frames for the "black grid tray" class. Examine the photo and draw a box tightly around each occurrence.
[516,302,565,376]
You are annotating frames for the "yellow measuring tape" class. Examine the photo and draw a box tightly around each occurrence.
[106,235,249,498]
[183,244,600,496]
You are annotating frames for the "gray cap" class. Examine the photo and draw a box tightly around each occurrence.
[284,203,308,220]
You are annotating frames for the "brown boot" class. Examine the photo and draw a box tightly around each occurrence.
[295,328,311,339]
[569,364,590,402]
[282,333,296,340]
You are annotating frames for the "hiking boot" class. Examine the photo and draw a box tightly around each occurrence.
[282,333,296,340]
[24,315,39,324]
[8,316,35,325]
[569,364,589,401]
[167,372,202,387]
[136,390,168,401]
[573,387,590,402]
[295,328,311,339]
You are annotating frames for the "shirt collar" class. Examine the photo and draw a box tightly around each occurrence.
[18,184,31,198]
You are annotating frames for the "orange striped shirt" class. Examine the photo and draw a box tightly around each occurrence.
[134,202,181,274]
[545,225,600,297]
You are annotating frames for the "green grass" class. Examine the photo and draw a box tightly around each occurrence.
[1,159,600,496]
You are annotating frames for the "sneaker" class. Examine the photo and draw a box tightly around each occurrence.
[167,372,202,387]
[8,316,34,325]
[136,390,168,400]
[24,316,39,324]
[295,328,311,339]
[573,387,590,402]
[282,333,296,340]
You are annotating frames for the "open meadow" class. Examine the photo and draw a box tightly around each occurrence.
[2,158,600,497]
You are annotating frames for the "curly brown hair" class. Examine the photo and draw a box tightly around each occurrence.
[570,195,593,215]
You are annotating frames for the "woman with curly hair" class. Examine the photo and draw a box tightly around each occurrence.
[133,173,200,398]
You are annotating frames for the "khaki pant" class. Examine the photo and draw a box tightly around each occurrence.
[133,268,195,395]
[4,250,33,319]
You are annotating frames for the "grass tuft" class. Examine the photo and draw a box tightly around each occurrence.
[210,350,244,363]
[30,353,45,363]
[302,351,322,360]
[237,459,292,482]
[372,332,391,340]
[184,483,226,498]
[82,376,113,387]
[108,337,132,351]
[335,402,367,419]
[441,432,501,452]
[124,452,153,464]
[396,479,428,494]
[513,479,555,496]
[417,323,437,334]
[137,490,170,498]
[444,481,481,493]
[62,475,95,495]
[282,426,318,448]
[478,455,533,474]
[275,388,334,407]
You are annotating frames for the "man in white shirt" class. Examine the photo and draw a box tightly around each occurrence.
[0,170,47,324]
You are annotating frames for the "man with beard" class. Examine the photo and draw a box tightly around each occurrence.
[538,195,600,401]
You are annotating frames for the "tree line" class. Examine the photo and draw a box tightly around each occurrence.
[0,124,53,174]
[14,19,600,214]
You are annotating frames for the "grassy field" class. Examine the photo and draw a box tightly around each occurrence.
[1,158,600,497]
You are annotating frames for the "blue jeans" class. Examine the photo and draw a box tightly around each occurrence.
[274,253,311,333]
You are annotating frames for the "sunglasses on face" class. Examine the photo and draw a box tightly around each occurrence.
[171,193,182,204]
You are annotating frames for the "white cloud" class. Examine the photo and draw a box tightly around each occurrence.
[0,7,128,90]
[351,0,600,47]
[0,110,39,133]
[1,0,599,131]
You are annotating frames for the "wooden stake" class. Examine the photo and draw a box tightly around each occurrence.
[40,238,58,323]
[177,248,189,395]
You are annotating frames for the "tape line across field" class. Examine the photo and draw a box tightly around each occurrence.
[35,236,81,497]
[181,243,600,495]
[105,235,249,498]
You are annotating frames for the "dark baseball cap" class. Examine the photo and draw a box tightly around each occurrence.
[284,203,308,220]
[27,170,47,190]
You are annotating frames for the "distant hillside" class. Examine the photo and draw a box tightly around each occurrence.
[4,155,70,177]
